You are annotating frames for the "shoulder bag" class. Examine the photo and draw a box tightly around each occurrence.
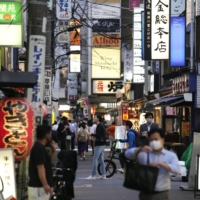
[123,152,159,193]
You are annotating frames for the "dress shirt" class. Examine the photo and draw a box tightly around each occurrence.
[125,148,180,192]
[69,123,76,133]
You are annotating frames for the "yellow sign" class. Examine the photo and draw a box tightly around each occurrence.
[92,34,120,49]
[182,121,190,136]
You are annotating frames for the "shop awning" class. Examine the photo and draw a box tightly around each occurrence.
[147,93,192,107]
[88,97,117,103]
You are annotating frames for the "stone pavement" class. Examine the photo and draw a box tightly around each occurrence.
[72,149,194,200]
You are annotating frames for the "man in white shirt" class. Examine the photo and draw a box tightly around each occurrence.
[125,128,180,200]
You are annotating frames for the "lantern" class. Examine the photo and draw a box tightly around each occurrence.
[122,110,129,121]
[91,107,96,115]
[0,98,35,161]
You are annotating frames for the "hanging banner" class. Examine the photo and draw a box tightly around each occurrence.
[141,11,145,60]
[44,70,52,106]
[129,0,140,10]
[27,35,46,112]
[56,0,71,20]
[144,0,152,60]
[170,0,186,67]
[151,0,170,60]
[124,50,133,83]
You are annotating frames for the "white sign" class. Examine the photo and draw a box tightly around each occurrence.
[124,50,133,83]
[92,0,121,18]
[44,70,52,105]
[68,86,77,101]
[92,48,120,78]
[133,74,145,83]
[0,148,16,199]
[70,46,81,73]
[151,0,170,59]
[171,0,185,16]
[27,35,46,111]
[115,126,127,149]
[134,66,145,74]
[134,31,141,39]
[150,74,154,92]
[56,0,72,20]
[93,80,124,94]
[133,57,145,65]
[133,49,142,57]
[57,21,70,43]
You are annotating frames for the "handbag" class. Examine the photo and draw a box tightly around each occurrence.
[123,153,159,193]
[66,135,72,140]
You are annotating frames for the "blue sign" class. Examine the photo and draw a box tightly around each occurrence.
[170,17,186,67]
[141,11,145,60]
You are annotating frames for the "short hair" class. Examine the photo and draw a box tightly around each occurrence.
[82,122,86,129]
[88,119,93,127]
[36,125,51,140]
[145,112,154,119]
[68,119,71,123]
[136,136,149,147]
[61,116,68,121]
[97,115,103,122]
[125,120,133,128]
[112,121,116,125]
[148,128,165,139]
[42,119,48,125]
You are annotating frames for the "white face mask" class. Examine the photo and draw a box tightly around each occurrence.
[150,140,163,150]
[147,118,152,124]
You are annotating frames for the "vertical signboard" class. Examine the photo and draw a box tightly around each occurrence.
[44,70,52,105]
[144,0,152,60]
[151,0,170,60]
[129,0,140,10]
[56,0,71,20]
[28,35,46,111]
[170,0,186,67]
[133,8,145,83]
[141,11,145,60]
[57,21,70,43]
[124,50,133,83]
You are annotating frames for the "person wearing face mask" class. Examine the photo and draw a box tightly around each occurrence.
[125,128,180,200]
[140,112,159,137]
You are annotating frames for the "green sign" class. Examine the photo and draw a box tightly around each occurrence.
[0,2,22,23]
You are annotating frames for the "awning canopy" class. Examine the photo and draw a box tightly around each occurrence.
[88,96,117,103]
[147,93,192,107]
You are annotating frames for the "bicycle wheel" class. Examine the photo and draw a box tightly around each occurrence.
[97,159,116,178]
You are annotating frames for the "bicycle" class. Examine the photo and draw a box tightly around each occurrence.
[97,140,119,178]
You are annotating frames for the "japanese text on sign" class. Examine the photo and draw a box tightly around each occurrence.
[124,50,133,83]
[151,0,170,59]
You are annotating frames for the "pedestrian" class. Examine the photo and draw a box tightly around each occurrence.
[125,128,180,200]
[57,116,68,150]
[117,120,137,173]
[106,121,116,147]
[52,121,58,131]
[76,122,89,160]
[88,119,97,156]
[86,115,106,180]
[28,125,56,200]
[68,119,76,150]
[140,112,159,136]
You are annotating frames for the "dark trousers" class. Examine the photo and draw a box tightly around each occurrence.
[139,190,169,200]
[60,140,67,150]
[90,140,94,155]
[119,151,126,168]
[71,134,75,150]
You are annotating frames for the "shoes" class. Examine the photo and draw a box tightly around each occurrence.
[80,157,83,160]
[85,175,96,180]
[98,175,107,180]
[117,168,125,174]
[83,156,86,160]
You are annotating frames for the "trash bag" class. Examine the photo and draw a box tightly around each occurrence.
[181,143,193,170]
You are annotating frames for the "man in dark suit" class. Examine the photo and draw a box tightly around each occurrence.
[140,112,159,136]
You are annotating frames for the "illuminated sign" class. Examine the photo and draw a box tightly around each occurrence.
[92,34,120,48]
[92,48,120,78]
[0,1,22,46]
[0,98,35,161]
[170,0,186,67]
[70,21,81,45]
[56,0,71,20]
[93,80,124,94]
[151,0,170,60]
[129,0,140,10]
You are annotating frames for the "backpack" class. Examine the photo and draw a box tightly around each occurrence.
[78,128,87,142]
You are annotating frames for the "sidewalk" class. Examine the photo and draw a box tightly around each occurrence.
[72,150,194,200]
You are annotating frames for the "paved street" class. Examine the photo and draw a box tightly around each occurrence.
[73,149,194,200]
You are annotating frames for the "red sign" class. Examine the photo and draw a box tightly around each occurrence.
[0,98,35,161]
[129,0,140,10]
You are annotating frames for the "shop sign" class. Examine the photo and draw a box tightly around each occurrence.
[133,74,145,83]
[83,98,88,118]
[27,35,46,111]
[0,148,16,199]
[141,11,145,60]
[92,48,120,78]
[122,110,129,120]
[170,0,186,67]
[151,0,170,60]
[182,121,190,136]
[0,98,35,161]
[133,8,145,83]
[68,87,77,101]
[172,74,189,94]
[44,70,52,106]
[56,0,71,20]
[57,21,70,44]
[92,34,120,49]
[70,46,80,73]
[0,1,22,46]
[92,0,120,18]
[124,50,133,83]
[92,19,120,33]
[144,0,151,60]
[93,80,124,94]
[129,0,140,10]
[197,75,200,108]
[197,0,200,16]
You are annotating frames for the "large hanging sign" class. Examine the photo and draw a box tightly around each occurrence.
[151,0,170,60]
[0,98,35,161]
[124,50,133,83]
[170,0,186,67]
[27,35,46,112]
[0,1,22,46]
[44,70,52,106]
[56,0,71,20]
[57,21,70,44]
